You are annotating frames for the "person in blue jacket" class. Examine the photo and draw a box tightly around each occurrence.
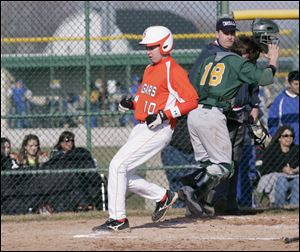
[268,70,299,144]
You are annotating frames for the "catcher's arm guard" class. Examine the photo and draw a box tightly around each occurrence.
[247,117,271,149]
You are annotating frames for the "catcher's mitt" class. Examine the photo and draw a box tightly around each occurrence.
[247,117,271,149]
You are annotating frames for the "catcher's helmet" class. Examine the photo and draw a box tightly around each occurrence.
[252,19,279,53]
[139,26,173,55]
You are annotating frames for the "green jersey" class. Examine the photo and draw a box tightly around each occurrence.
[191,52,274,110]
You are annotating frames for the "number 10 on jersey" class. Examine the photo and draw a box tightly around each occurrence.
[144,101,157,114]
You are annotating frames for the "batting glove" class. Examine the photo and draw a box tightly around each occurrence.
[119,98,133,112]
[145,110,167,129]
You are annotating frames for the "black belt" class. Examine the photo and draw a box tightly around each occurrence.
[200,104,224,113]
[201,104,213,109]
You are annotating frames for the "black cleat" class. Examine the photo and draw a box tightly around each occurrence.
[92,218,130,232]
[152,190,178,222]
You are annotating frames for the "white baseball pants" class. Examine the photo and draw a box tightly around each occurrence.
[108,122,173,220]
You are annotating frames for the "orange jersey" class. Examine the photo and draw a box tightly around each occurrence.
[133,56,199,127]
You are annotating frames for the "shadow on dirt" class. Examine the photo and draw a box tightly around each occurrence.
[131,215,225,230]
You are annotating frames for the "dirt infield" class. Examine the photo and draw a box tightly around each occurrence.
[1,209,299,251]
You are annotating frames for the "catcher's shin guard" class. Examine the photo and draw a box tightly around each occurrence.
[180,161,233,191]
[179,161,211,189]
[179,161,233,216]
[194,173,220,201]
[193,162,233,204]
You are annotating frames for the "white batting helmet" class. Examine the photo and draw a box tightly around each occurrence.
[139,26,173,55]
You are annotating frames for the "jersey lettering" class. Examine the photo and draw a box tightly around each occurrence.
[133,57,199,122]
[141,83,157,97]
[200,63,225,87]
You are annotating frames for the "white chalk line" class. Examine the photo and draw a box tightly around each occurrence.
[73,233,280,241]
[73,231,138,239]
[197,237,280,241]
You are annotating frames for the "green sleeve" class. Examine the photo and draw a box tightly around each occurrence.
[238,60,274,86]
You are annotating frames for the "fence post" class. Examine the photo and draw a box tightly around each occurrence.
[84,1,92,151]
[217,1,229,18]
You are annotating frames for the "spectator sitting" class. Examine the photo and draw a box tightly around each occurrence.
[43,130,99,212]
[18,134,49,169]
[18,134,51,214]
[256,125,299,207]
[1,137,19,170]
[50,131,75,159]
[47,131,96,169]
[268,70,299,144]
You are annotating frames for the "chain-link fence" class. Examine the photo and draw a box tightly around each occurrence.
[1,1,299,215]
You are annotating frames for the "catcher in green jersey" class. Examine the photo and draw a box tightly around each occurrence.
[178,33,279,217]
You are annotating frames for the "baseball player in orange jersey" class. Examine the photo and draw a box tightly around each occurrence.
[92,26,199,232]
